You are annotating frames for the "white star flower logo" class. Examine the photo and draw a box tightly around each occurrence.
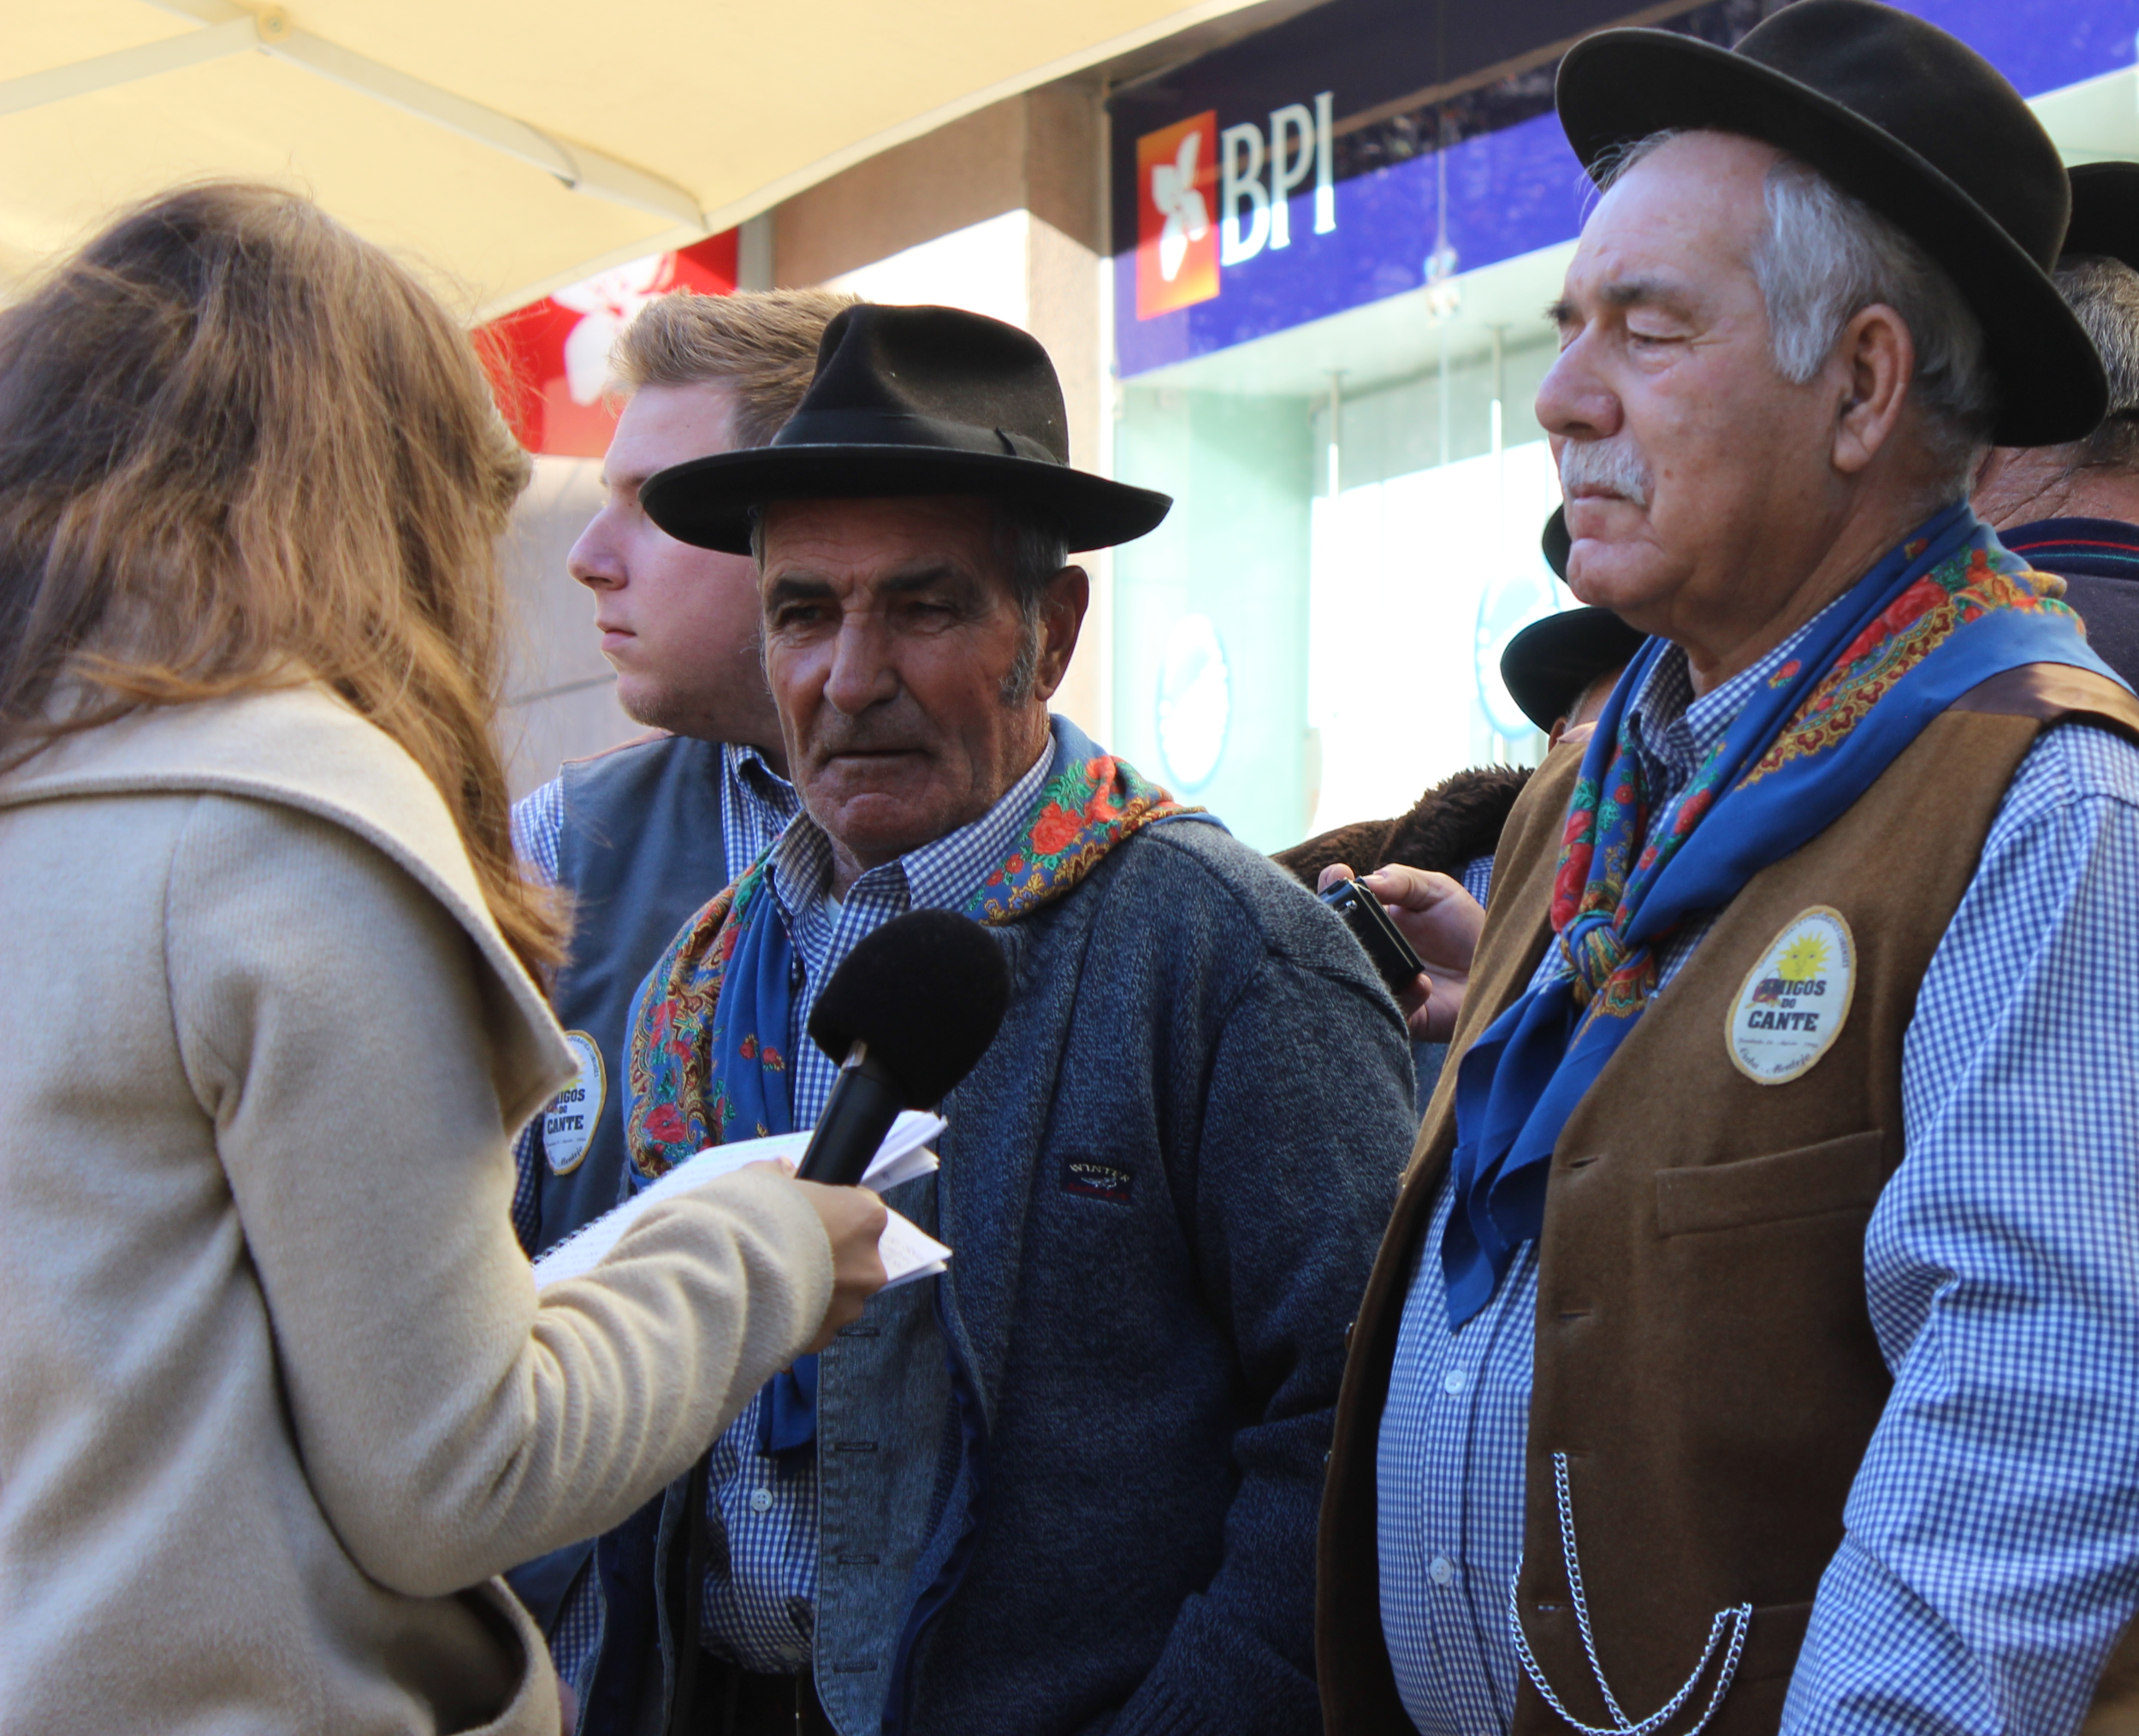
[1150,130,1210,283]
[551,257,669,406]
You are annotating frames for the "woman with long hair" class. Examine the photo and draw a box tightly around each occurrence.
[0,184,884,1734]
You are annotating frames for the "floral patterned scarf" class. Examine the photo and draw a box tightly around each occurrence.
[1441,503,2110,1325]
[619,724,1198,1453]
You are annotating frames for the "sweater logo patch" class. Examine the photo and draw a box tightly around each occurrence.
[1727,907,1855,1085]
[1064,1159,1134,1203]
[542,1032,606,1174]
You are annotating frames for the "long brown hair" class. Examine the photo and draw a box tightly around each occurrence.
[0,182,564,973]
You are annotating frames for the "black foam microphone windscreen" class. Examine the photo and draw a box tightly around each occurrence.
[808,909,1012,1106]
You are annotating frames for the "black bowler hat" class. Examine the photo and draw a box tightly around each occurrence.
[1555,0,2106,447]
[1501,507,1648,734]
[2063,162,2139,268]
[640,304,1172,554]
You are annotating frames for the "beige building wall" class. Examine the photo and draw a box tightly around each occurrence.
[495,80,1116,797]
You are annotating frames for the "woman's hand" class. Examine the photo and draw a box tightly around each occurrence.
[1318,862,1485,1043]
[788,1177,890,1353]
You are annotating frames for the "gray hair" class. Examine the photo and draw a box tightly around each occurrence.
[748,499,1069,706]
[1599,131,1999,494]
[2054,254,2139,469]
[992,505,1070,706]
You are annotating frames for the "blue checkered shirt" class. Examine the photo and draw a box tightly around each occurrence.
[1459,852,1496,907]
[689,731,1054,1674]
[1378,613,2139,1733]
[507,742,798,1251]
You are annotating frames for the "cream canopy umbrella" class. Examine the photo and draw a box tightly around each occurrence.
[2,0,1261,316]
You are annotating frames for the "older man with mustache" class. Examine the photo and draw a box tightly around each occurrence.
[1318,5,2139,1735]
[564,304,1417,1736]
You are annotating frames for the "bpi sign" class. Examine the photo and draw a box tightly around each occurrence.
[1135,92,1336,321]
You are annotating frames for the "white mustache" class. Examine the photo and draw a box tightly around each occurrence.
[1558,439,1653,510]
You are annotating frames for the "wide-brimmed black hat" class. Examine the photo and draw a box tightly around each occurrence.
[1502,507,1649,732]
[639,303,1172,554]
[1555,0,2106,447]
[2064,162,2139,269]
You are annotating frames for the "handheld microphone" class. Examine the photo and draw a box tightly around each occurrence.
[796,909,1012,1187]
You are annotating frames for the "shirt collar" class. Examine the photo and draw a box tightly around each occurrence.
[1997,516,2139,560]
[1622,598,1841,806]
[722,740,799,816]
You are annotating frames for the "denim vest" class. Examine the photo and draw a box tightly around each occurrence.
[590,1179,969,1736]
[506,735,731,1638]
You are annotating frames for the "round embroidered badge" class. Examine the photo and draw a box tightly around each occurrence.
[1726,906,1856,1085]
[543,1032,606,1175]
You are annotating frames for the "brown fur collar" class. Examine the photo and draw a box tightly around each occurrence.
[1272,763,1534,888]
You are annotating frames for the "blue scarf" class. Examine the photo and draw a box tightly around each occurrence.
[630,864,818,1452]
[1442,505,2113,1326]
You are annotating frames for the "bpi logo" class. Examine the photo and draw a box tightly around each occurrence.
[1135,92,1336,322]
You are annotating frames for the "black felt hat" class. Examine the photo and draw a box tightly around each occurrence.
[1555,0,2106,447]
[639,303,1172,554]
[1502,507,1649,733]
[2063,162,2139,269]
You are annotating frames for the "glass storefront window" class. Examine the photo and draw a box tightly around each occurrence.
[1111,242,1574,850]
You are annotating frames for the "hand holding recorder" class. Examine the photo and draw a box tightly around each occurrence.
[1318,862,1484,1042]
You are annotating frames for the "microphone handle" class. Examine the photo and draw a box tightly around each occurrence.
[795,1046,907,1186]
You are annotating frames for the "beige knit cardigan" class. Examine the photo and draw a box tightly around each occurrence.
[0,684,832,1735]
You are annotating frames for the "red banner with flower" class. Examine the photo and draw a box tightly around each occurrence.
[478,230,738,456]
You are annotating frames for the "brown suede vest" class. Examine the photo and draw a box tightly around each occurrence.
[1318,666,2139,1736]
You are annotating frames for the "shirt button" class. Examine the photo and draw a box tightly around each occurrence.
[749,1488,774,1514]
[1442,1366,1467,1396]
[1429,1555,1456,1587]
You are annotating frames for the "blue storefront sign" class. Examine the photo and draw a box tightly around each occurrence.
[1111,0,2139,378]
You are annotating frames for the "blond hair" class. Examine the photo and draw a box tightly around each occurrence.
[0,182,564,974]
[610,287,856,444]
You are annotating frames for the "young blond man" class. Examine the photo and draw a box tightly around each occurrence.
[504,287,852,1668]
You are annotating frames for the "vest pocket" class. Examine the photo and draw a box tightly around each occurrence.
[1655,1130,1886,1237]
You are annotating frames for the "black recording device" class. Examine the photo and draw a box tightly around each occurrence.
[795,909,1013,1187]
[1319,876,1427,997]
